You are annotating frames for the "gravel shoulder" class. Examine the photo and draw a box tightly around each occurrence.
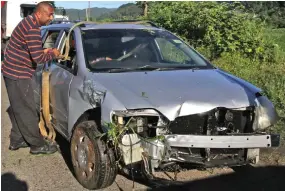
[1,76,285,191]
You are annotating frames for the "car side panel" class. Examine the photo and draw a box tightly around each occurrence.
[49,63,73,135]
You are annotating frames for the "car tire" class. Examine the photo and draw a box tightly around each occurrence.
[70,120,117,190]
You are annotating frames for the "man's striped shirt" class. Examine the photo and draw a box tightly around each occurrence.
[1,13,55,79]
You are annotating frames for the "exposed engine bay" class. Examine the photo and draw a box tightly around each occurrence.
[109,97,280,177]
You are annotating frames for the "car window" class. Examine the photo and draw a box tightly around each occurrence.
[155,38,189,64]
[43,30,61,49]
[56,31,77,73]
[81,29,213,72]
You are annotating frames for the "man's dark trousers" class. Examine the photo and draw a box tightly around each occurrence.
[4,76,46,147]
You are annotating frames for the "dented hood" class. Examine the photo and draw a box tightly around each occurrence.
[93,69,260,121]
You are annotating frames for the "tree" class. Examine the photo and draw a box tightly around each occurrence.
[136,1,148,17]
[240,1,285,28]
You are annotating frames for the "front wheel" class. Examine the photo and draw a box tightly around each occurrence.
[70,120,117,190]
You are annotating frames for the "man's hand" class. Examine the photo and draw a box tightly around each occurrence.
[43,48,60,58]
[52,48,60,58]
[43,48,52,54]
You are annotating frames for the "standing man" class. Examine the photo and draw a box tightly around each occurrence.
[1,2,60,154]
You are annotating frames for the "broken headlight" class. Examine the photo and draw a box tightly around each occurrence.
[253,94,279,131]
[111,109,169,138]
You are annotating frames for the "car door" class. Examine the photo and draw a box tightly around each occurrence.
[48,29,77,136]
[33,28,63,112]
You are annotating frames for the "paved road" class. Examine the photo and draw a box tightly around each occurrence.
[1,76,285,191]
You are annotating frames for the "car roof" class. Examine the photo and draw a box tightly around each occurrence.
[41,23,73,29]
[81,23,160,30]
[41,22,163,31]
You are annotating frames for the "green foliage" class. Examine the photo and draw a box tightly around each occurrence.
[241,1,285,28]
[148,1,279,61]
[264,28,285,51]
[84,17,93,21]
[103,118,166,159]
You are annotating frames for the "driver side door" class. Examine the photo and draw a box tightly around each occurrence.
[48,29,77,136]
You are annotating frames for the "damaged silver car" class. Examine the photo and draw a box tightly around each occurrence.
[33,21,280,190]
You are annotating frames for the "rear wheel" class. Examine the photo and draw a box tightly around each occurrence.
[70,120,117,190]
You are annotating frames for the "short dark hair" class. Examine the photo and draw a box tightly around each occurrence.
[35,1,54,13]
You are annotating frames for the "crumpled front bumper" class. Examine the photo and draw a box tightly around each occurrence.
[139,133,280,169]
[120,133,280,169]
[164,134,280,148]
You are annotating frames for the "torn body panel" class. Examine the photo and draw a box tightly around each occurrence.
[67,76,104,137]
[67,74,127,137]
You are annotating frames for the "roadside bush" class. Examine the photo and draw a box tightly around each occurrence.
[148,1,277,61]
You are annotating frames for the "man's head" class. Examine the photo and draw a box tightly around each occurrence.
[34,2,54,26]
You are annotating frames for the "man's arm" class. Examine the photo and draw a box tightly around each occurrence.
[26,28,58,64]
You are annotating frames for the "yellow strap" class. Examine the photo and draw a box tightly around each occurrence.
[62,21,97,61]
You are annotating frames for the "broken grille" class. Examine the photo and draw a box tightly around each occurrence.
[168,107,254,135]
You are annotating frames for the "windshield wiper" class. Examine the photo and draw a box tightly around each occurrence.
[106,65,161,73]
[130,65,202,71]
[157,66,202,71]
[94,65,204,73]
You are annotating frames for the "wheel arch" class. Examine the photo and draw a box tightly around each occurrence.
[68,107,102,141]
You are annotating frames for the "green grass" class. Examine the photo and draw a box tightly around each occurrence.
[264,28,285,51]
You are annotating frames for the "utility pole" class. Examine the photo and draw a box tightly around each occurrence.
[85,1,89,21]
[86,5,88,21]
[85,1,91,21]
[88,1,91,21]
